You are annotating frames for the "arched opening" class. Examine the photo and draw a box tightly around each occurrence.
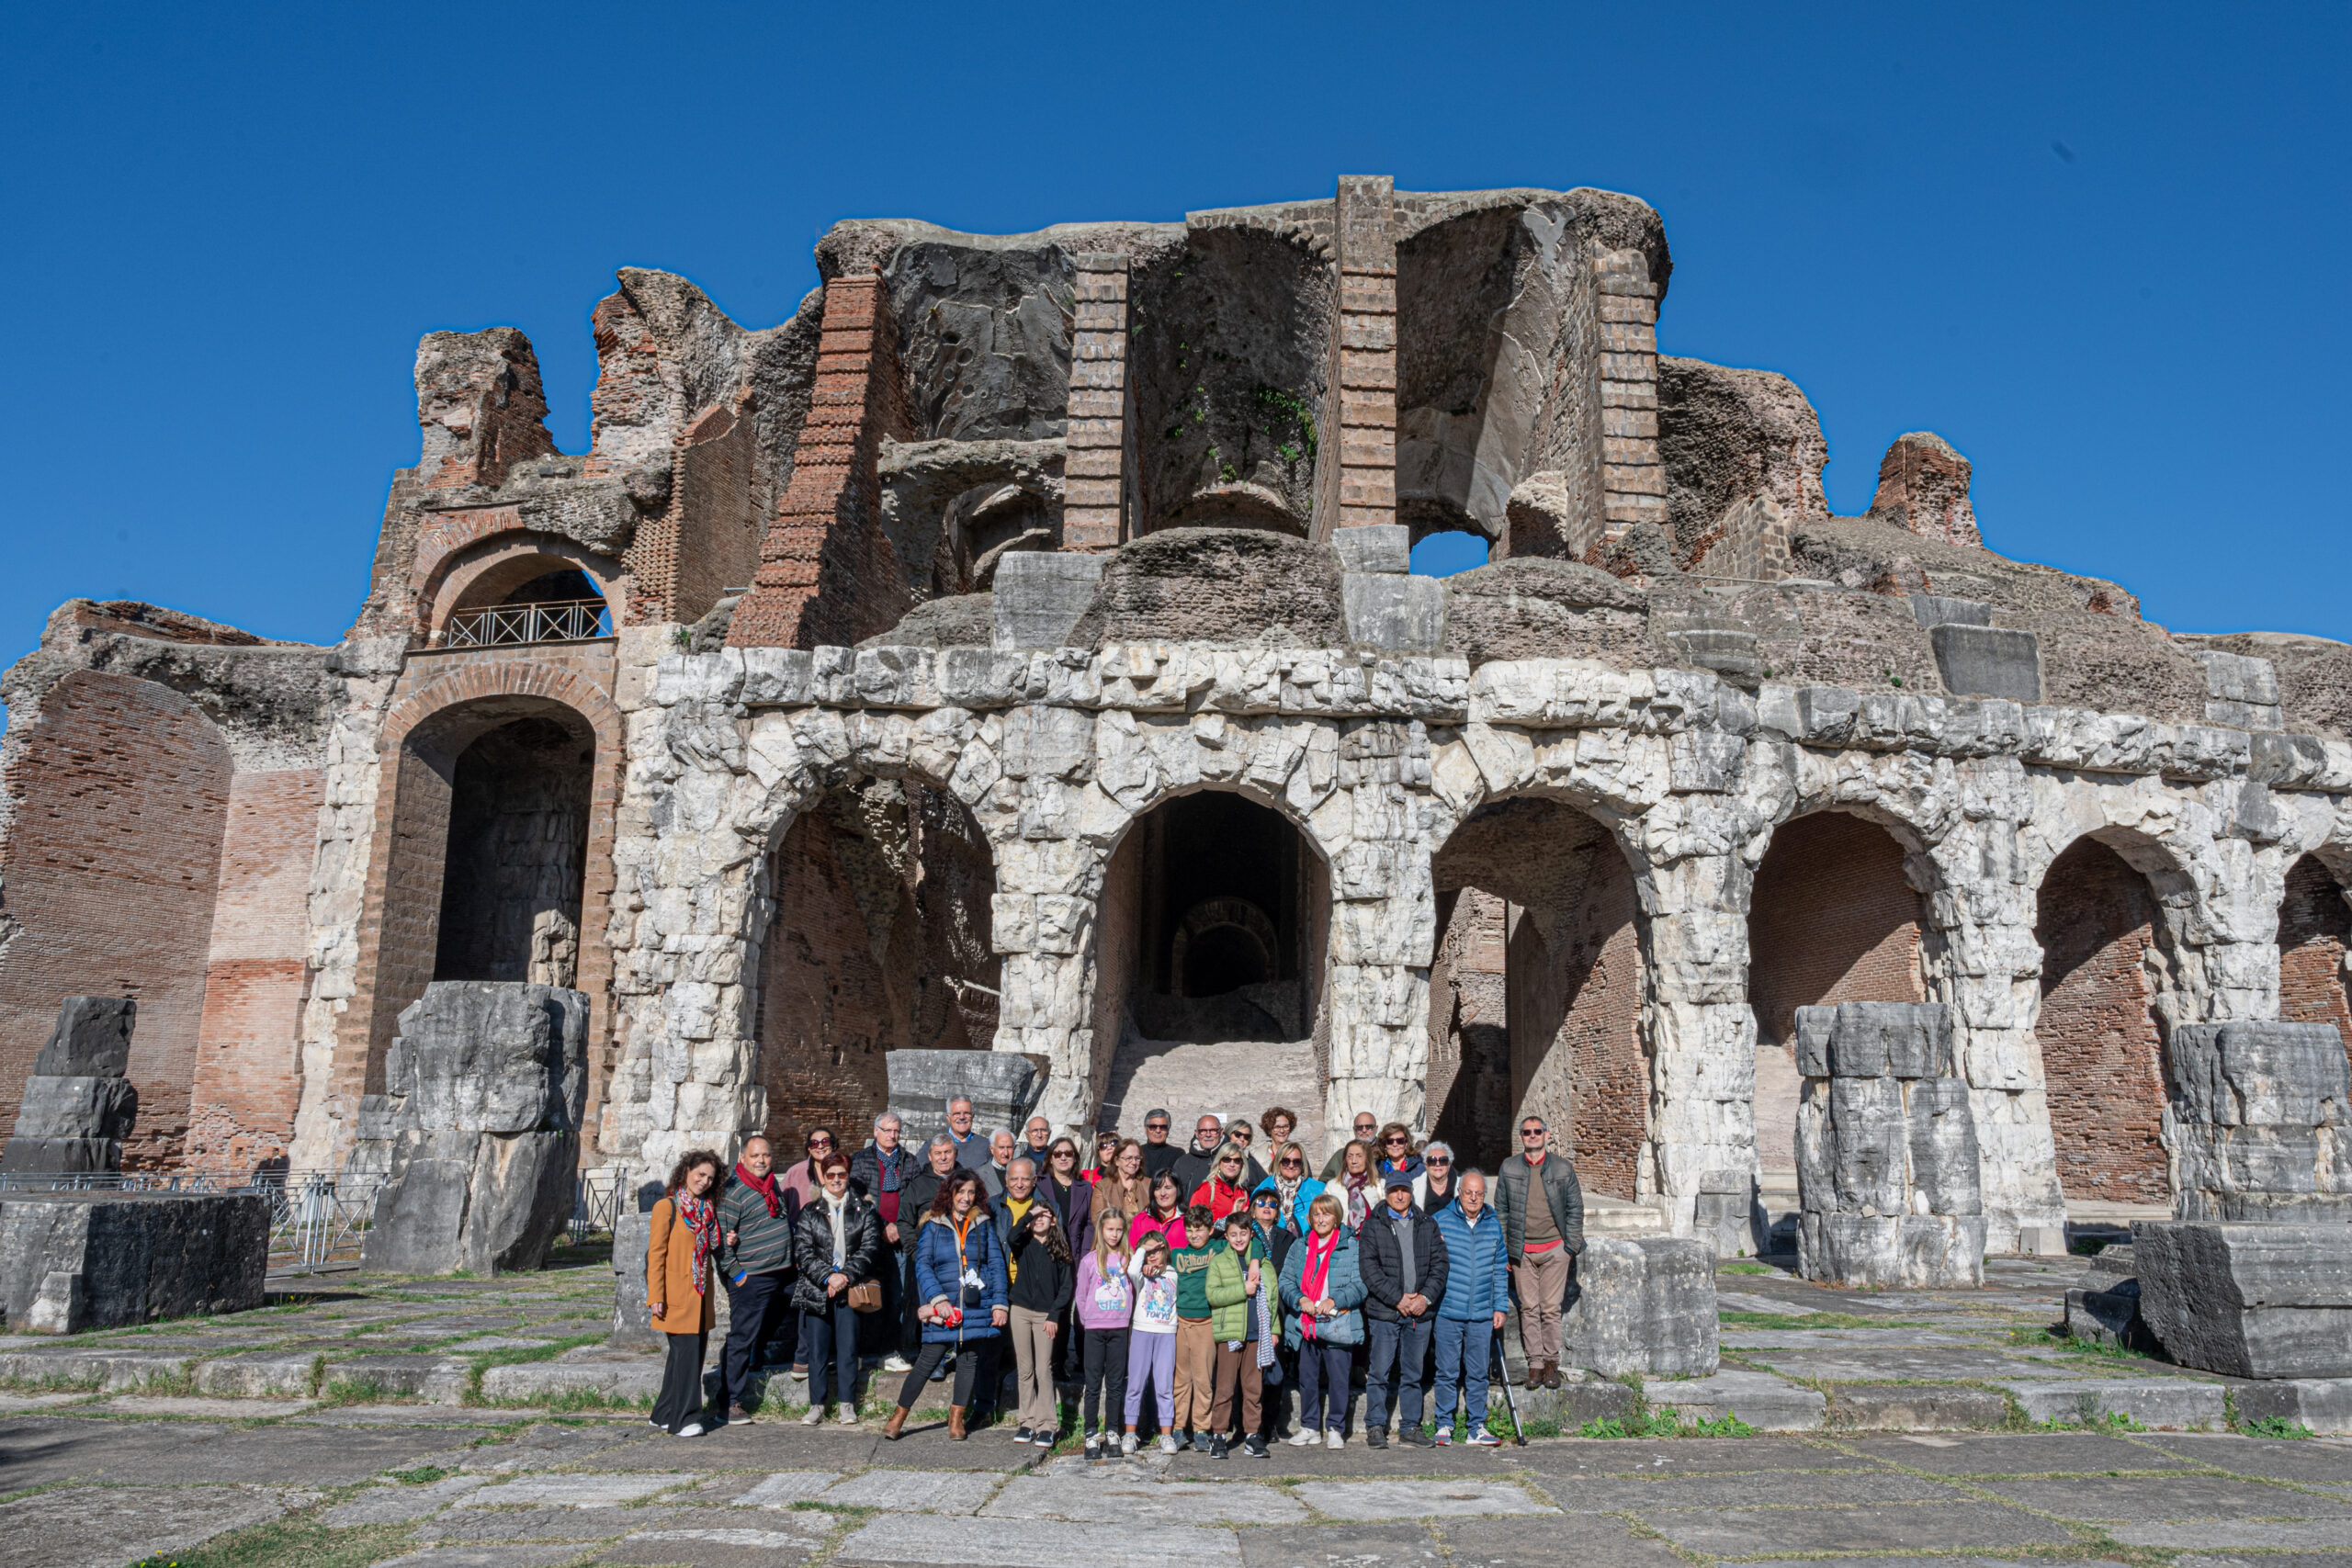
[2278,857,2352,1077]
[1427,797,1647,1190]
[752,779,999,1157]
[1408,529,1490,577]
[431,716,594,985]
[427,536,621,647]
[1747,811,1928,1235]
[1092,790,1329,1145]
[2033,836,2173,1212]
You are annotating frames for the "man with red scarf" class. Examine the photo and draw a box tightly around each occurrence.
[717,1134,797,1422]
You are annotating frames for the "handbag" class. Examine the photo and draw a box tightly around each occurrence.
[846,1280,883,1314]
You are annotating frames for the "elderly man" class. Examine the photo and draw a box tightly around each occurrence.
[1140,1107,1181,1179]
[850,1111,921,1372]
[1361,1171,1449,1448]
[1493,1114,1583,1389]
[1321,1111,1381,1179]
[716,1134,795,1422]
[978,1129,1016,1200]
[1431,1169,1510,1445]
[1171,1112,1227,1196]
[1023,1116,1053,1159]
[944,1096,989,1172]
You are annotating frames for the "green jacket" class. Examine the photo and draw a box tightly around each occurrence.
[1204,1235,1268,1340]
[1171,1236,1218,1318]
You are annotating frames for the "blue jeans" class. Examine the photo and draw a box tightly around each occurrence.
[1433,1315,1491,1432]
[800,1299,859,1406]
[1365,1314,1432,1433]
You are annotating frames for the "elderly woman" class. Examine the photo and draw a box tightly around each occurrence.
[1277,1191,1366,1449]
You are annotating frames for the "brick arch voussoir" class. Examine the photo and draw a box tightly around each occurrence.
[381,662,624,761]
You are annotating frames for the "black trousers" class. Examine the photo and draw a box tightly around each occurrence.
[653,1330,710,1433]
[802,1299,860,1406]
[1080,1326,1128,1435]
[721,1270,787,1410]
[896,1338,986,1410]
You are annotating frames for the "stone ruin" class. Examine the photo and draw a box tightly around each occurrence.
[0,175,2349,1301]
[1,998,139,1175]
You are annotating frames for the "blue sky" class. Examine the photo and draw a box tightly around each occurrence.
[4,2,2346,663]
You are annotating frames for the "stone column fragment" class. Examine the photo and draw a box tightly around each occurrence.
[2166,1021,2352,1220]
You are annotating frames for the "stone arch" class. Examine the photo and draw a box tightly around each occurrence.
[1154,485,1308,538]
[342,663,622,1133]
[419,530,626,640]
[1425,791,1652,1194]
[2276,852,2352,1086]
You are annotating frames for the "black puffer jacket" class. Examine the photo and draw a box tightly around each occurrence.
[788,1191,883,1313]
[1358,1201,1450,1324]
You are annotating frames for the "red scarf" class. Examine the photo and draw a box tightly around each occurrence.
[734,1160,781,1219]
[1300,1228,1339,1341]
[674,1190,718,1293]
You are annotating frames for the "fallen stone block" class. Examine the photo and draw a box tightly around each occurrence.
[478,1358,662,1405]
[1998,1376,2224,1430]
[1564,1236,1719,1378]
[2134,1220,2352,1378]
[1829,1383,2007,1430]
[1647,1369,1825,1431]
[2064,1284,2157,1354]
[322,1353,470,1404]
[2231,1377,2352,1435]
[0,1190,269,1333]
[195,1351,323,1398]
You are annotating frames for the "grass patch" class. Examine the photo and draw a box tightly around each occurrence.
[129,1511,417,1568]
[469,1383,652,1415]
[2239,1415,2317,1440]
[1720,1312,1928,1331]
[2007,1325,2157,1363]
[315,1375,398,1407]
[386,1465,450,1485]
[1717,1262,1779,1276]
[2032,1408,2149,1434]
[1577,1394,1758,1438]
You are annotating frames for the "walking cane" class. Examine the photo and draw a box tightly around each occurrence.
[1489,1325,1528,1447]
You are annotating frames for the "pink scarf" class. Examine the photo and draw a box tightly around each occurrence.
[1299,1229,1339,1341]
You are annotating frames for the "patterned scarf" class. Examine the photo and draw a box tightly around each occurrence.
[674,1190,718,1293]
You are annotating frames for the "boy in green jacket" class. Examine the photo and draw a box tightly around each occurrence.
[1204,1209,1272,1458]
[1170,1203,1220,1450]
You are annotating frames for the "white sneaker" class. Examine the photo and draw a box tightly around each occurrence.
[1158,1434,1177,1454]
[675,1422,705,1438]
[1285,1428,1319,1447]
[1466,1425,1503,1446]
[1324,1429,1344,1450]
[801,1405,825,1426]
[882,1354,912,1372]
[836,1405,858,1426]
[1122,1432,1139,1455]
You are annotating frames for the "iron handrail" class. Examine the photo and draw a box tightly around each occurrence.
[443,597,610,648]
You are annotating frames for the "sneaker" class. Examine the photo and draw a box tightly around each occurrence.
[1364,1426,1388,1450]
[1399,1426,1431,1447]
[1324,1429,1344,1450]
[1467,1426,1503,1446]
[1158,1433,1178,1454]
[675,1422,705,1438]
[882,1354,912,1372]
[1122,1432,1139,1455]
[1285,1428,1319,1447]
[727,1404,754,1426]
[836,1405,858,1426]
[1083,1434,1102,1458]
[1174,1430,1193,1451]
[800,1405,824,1426]
[1242,1435,1269,1459]
[1209,1435,1229,1459]
[1432,1427,1452,1447]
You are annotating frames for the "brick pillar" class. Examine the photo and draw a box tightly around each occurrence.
[728,273,911,649]
[1064,254,1130,551]
[1597,249,1665,535]
[1317,176,1397,536]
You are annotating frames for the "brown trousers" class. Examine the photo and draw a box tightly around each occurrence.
[1513,1245,1572,1362]
[1209,1340,1264,1436]
[1172,1316,1217,1429]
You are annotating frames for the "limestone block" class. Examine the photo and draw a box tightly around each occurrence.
[2231,1377,2352,1434]
[993,553,1105,649]
[1333,523,1410,574]
[1563,1236,1720,1378]
[11,1077,139,1142]
[2169,1021,2350,1127]
[1931,624,2041,702]
[0,1191,269,1334]
[2133,1219,2352,1379]
[885,1048,1045,1148]
[31,997,135,1078]
[1908,594,1992,630]
[1343,573,1447,653]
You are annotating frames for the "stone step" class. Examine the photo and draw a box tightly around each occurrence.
[1098,1034,1325,1162]
[1586,1196,1671,1236]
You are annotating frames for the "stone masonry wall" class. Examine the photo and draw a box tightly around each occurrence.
[2278,854,2352,1082]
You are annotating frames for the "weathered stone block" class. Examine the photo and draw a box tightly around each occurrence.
[2168,1021,2352,1221]
[0,1190,269,1333]
[1563,1236,1719,1378]
[1908,594,1992,631]
[993,552,1105,649]
[2064,1283,2156,1353]
[2133,1219,2352,1379]
[1333,523,1410,575]
[885,1048,1046,1149]
[2231,1376,2352,1434]
[1930,623,2041,701]
[1795,1001,1951,1079]
[0,1137,122,1175]
[1342,573,1447,652]
[12,1077,139,1142]
[1646,1368,1824,1431]
[31,997,135,1078]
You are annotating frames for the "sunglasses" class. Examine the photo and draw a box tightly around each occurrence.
[808,1138,833,1149]
[1146,1122,1170,1132]
[1428,1156,1452,1166]
[1521,1127,1545,1136]
[1054,1150,1076,1160]
[1279,1157,1304,1168]
[1384,1134,1408,1145]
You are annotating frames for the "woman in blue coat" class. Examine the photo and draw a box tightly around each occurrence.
[884,1169,1007,1440]
[1276,1191,1366,1449]
[1255,1143,1326,1234]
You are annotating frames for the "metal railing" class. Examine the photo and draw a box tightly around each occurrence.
[443,597,611,648]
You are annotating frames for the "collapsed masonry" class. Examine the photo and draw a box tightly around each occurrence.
[3,177,2352,1270]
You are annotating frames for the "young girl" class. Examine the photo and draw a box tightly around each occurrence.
[1123,1235,1181,1454]
[1074,1210,1135,1457]
[1008,1203,1075,1445]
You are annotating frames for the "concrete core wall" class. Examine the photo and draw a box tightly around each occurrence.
[2033,836,2170,1207]
[2278,854,2352,1087]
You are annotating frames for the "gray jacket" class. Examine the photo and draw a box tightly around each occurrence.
[1493,1152,1584,1262]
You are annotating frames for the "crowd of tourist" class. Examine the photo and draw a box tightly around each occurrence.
[641,1102,1585,1451]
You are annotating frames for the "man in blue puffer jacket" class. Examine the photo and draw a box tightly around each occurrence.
[1431,1169,1510,1446]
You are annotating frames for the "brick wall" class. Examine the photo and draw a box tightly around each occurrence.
[729,275,915,649]
[185,767,324,1171]
[2033,837,2170,1206]
[2276,854,2352,1079]
[1065,254,1132,551]
[1428,886,1511,1170]
[755,781,997,1155]
[1747,811,1926,1045]
[1317,176,1397,536]
[1595,249,1665,537]
[0,671,231,1167]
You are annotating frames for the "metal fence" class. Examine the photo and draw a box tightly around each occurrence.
[0,1167,628,1272]
[442,597,610,648]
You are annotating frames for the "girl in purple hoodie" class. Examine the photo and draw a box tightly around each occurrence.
[1074,1210,1135,1458]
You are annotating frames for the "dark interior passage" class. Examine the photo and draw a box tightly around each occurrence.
[432,716,593,987]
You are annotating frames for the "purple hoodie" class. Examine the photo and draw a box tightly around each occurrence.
[1075,1250,1136,1330]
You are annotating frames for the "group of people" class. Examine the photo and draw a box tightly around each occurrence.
[642,1101,1586,1453]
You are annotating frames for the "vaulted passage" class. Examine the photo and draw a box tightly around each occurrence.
[1092,791,1329,1145]
[1747,811,1926,1197]
[754,780,998,1157]
[431,716,593,986]
[1428,797,1647,1190]
[2278,856,2352,1082]
[2034,837,2171,1208]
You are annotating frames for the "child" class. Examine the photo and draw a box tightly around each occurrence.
[1123,1235,1181,1454]
[1074,1210,1135,1457]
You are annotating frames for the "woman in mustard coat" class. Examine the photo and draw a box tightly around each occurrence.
[647,1148,724,1435]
